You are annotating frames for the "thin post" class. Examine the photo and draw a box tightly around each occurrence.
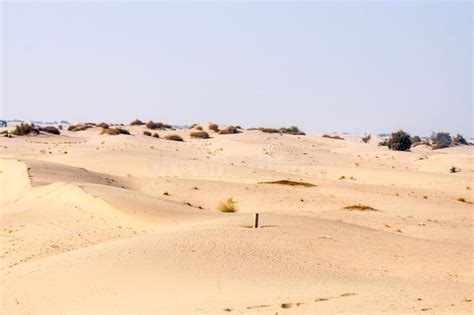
[254,213,259,228]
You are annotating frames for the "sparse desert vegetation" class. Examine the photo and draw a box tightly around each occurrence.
[11,123,39,136]
[39,126,60,135]
[164,134,183,141]
[208,123,219,132]
[101,127,130,135]
[130,119,144,126]
[219,126,240,135]
[387,130,412,151]
[68,124,93,132]
[259,180,315,187]
[323,134,344,140]
[218,198,237,213]
[190,131,210,139]
[143,131,152,136]
[343,204,378,211]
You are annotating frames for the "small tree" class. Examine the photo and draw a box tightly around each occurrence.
[433,132,452,149]
[453,134,468,145]
[387,130,412,151]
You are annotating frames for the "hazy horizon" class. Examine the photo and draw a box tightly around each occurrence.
[1,2,472,136]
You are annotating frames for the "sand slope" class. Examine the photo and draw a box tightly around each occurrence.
[0,126,472,313]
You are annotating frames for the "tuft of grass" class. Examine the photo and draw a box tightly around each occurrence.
[163,191,169,196]
[450,166,459,173]
[190,131,210,139]
[218,198,237,213]
[143,131,152,136]
[97,122,109,129]
[343,204,378,211]
[457,197,472,204]
[259,180,315,187]
[12,123,39,136]
[323,134,345,140]
[339,176,346,180]
[164,134,183,142]
[152,133,159,138]
[68,124,92,132]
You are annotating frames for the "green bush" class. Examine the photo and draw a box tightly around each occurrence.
[12,123,39,136]
[387,130,412,151]
[432,132,452,149]
[453,134,468,145]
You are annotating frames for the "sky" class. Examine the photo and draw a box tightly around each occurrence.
[1,1,472,136]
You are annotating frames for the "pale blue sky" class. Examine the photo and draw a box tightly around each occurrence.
[1,1,472,136]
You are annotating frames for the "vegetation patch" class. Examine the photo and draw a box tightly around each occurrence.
[101,127,130,135]
[259,180,315,187]
[387,130,411,151]
[130,119,144,126]
[190,131,210,139]
[323,134,344,140]
[342,204,378,211]
[68,124,92,132]
[218,198,237,213]
[219,126,240,134]
[208,123,219,132]
[12,123,40,136]
[143,131,152,136]
[164,134,183,141]
[39,126,60,135]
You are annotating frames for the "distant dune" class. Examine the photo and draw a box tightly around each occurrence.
[0,124,472,313]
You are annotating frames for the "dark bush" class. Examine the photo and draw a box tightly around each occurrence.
[143,131,152,136]
[219,126,240,135]
[387,130,412,151]
[323,134,344,140]
[209,123,219,132]
[40,126,60,135]
[190,131,210,139]
[361,134,371,143]
[101,127,130,135]
[164,134,183,141]
[152,133,160,138]
[68,124,92,132]
[97,122,109,129]
[12,123,39,136]
[432,132,452,149]
[130,119,144,126]
[453,134,468,145]
[196,126,203,131]
[411,135,421,144]
[278,126,305,135]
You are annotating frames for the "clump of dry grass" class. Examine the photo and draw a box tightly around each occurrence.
[342,204,378,211]
[218,198,237,213]
[164,134,183,142]
[68,124,92,132]
[39,126,60,135]
[361,134,371,143]
[209,123,219,132]
[259,180,315,187]
[12,123,39,136]
[450,166,459,173]
[143,131,152,136]
[323,134,345,140]
[97,122,109,129]
[130,119,144,126]
[219,126,240,135]
[457,197,472,204]
[196,126,203,131]
[101,127,130,135]
[152,133,159,138]
[190,131,210,139]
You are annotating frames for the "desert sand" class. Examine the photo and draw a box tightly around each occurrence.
[0,124,472,314]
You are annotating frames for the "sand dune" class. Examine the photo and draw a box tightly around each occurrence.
[0,126,472,313]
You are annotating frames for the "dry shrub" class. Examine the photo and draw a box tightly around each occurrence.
[209,123,219,132]
[40,126,60,135]
[219,126,240,134]
[190,131,210,139]
[218,198,237,213]
[259,180,315,187]
[196,126,203,131]
[97,122,109,129]
[323,134,344,140]
[130,119,144,126]
[143,131,152,136]
[278,126,305,135]
[457,197,472,204]
[152,133,159,138]
[101,127,130,136]
[68,124,92,132]
[165,134,183,142]
[12,123,39,136]
[189,123,198,129]
[343,204,378,211]
[362,134,371,143]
